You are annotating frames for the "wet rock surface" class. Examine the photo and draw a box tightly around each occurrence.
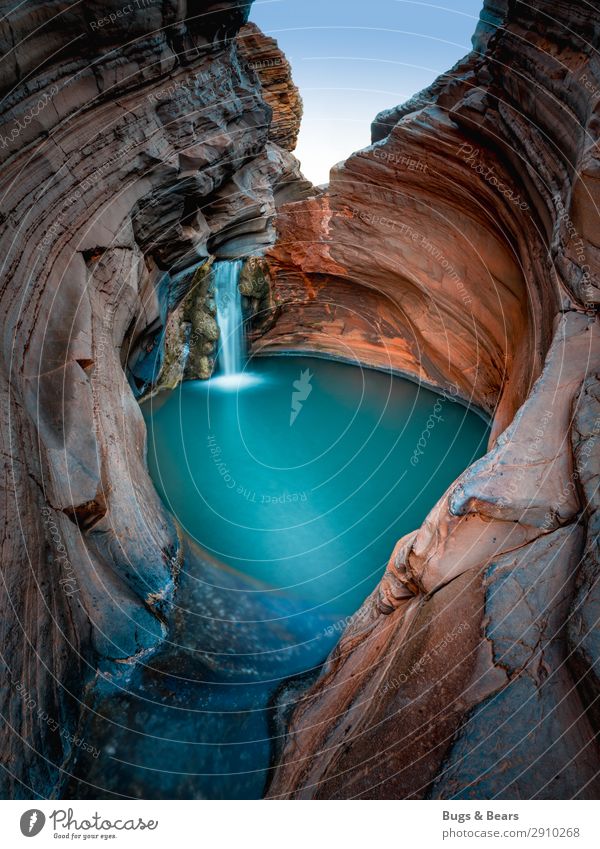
[64,538,337,800]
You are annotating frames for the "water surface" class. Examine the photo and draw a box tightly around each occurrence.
[69,356,489,800]
[144,356,488,616]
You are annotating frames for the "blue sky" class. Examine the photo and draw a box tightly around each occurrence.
[250,0,484,183]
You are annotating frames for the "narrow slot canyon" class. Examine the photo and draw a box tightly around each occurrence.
[0,0,599,803]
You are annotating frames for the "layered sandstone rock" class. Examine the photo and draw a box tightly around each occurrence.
[237,22,303,151]
[0,1,306,798]
[1,0,598,803]
[264,0,600,798]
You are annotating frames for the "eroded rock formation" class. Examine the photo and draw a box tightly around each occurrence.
[237,22,303,152]
[1,0,598,802]
[0,1,307,798]
[260,0,600,798]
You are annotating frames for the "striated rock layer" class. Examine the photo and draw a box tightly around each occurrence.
[1,0,599,802]
[0,1,308,798]
[237,22,303,152]
[263,1,600,798]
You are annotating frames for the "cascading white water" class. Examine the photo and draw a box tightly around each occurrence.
[214,259,245,377]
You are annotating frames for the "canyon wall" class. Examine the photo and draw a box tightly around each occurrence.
[264,0,600,798]
[0,2,307,798]
[1,0,598,802]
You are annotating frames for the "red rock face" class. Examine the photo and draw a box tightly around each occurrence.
[262,0,600,799]
[259,100,551,440]
[259,187,530,434]
[237,22,303,151]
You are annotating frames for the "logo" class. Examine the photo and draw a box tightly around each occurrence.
[20,810,46,837]
[290,369,313,425]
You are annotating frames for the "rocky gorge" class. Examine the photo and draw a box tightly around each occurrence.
[1,0,599,800]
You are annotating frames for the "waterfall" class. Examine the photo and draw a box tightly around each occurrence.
[214,260,245,377]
